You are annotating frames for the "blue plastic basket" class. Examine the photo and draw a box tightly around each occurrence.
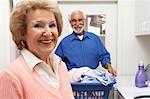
[71,82,114,99]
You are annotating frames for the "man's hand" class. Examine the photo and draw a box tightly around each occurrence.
[106,64,117,76]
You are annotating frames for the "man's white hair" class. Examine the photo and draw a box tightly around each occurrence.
[68,10,86,21]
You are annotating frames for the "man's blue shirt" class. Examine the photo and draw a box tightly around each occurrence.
[55,32,111,70]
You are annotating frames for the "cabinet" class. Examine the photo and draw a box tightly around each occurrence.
[116,76,150,99]
[135,0,150,36]
[115,89,125,99]
[109,88,125,99]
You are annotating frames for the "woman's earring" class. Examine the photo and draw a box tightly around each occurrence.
[21,40,25,47]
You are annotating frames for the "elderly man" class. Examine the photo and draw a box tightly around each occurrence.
[55,10,117,76]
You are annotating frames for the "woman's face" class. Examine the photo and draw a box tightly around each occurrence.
[25,9,58,61]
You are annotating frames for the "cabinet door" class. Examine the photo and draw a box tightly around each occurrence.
[135,0,150,36]
[58,1,117,68]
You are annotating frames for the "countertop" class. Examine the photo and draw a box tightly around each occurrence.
[115,75,150,99]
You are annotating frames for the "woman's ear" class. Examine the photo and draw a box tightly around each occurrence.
[22,32,27,41]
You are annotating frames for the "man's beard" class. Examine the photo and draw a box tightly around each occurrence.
[72,26,85,35]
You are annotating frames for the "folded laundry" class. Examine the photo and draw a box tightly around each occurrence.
[81,69,116,86]
[69,67,91,82]
[69,67,116,86]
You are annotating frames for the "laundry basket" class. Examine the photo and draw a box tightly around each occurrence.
[71,82,115,99]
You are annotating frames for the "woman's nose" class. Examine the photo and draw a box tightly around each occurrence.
[42,26,52,36]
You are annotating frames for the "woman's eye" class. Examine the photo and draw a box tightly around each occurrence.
[49,24,56,28]
[33,24,43,28]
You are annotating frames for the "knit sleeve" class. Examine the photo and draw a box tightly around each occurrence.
[0,71,23,99]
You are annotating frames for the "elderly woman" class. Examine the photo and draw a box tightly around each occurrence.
[0,0,74,99]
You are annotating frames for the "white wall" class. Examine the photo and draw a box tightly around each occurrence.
[117,0,150,76]
[0,0,11,71]
[0,0,17,71]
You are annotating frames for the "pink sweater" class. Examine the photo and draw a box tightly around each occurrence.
[0,56,74,99]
